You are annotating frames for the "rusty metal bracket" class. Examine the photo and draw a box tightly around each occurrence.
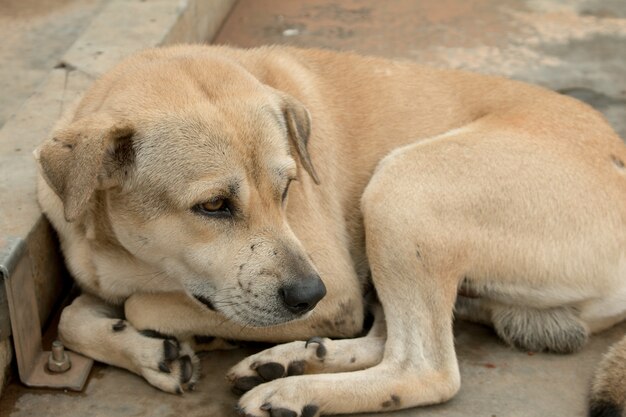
[0,236,92,391]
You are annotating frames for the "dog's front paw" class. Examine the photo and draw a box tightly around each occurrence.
[227,337,329,394]
[236,379,320,417]
[134,328,200,393]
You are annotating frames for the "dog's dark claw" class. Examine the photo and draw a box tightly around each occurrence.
[112,319,126,332]
[305,337,327,359]
[232,376,264,395]
[235,405,257,417]
[257,362,285,381]
[269,408,297,417]
[163,339,180,361]
[261,403,272,411]
[180,355,193,383]
[158,361,171,373]
[234,405,246,416]
[301,405,319,417]
[287,360,306,376]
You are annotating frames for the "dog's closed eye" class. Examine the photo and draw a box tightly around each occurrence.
[282,179,293,203]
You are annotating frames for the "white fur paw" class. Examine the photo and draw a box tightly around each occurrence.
[227,337,329,394]
[134,329,200,394]
[236,379,320,417]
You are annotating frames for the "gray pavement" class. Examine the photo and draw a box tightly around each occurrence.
[0,0,108,128]
[2,322,625,417]
[217,0,626,139]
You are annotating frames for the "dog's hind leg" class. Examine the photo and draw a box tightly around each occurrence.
[491,304,588,353]
[58,294,199,393]
[454,296,493,326]
[454,296,589,353]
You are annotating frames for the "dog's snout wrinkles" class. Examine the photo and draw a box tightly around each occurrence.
[279,275,327,314]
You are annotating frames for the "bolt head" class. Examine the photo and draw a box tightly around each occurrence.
[47,351,71,373]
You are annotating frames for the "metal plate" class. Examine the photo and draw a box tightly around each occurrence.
[25,352,93,391]
[0,278,10,339]
[1,236,92,390]
[0,236,23,339]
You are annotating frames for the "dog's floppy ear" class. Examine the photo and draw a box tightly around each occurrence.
[34,114,134,222]
[281,94,321,185]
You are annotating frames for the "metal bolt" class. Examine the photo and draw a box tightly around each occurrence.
[47,340,71,373]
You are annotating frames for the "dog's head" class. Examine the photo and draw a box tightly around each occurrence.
[35,48,326,326]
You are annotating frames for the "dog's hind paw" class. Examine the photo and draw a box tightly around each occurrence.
[135,330,200,393]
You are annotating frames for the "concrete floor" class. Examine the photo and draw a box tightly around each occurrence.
[1,0,626,416]
[217,0,626,138]
[1,322,624,417]
[0,0,108,129]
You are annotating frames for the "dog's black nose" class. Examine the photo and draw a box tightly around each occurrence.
[279,275,327,314]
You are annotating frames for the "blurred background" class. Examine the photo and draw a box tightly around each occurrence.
[2,0,625,136]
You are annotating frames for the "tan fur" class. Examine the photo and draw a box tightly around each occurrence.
[590,335,626,416]
[35,45,626,414]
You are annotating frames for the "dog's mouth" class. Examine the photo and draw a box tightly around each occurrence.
[193,294,216,311]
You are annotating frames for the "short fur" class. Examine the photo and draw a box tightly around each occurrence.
[35,45,626,416]
[590,335,626,417]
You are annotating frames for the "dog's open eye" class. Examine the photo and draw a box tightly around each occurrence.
[203,199,225,211]
[193,198,232,217]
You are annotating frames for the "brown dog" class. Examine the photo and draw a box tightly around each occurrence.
[35,45,626,416]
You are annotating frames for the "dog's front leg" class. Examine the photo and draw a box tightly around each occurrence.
[58,294,199,393]
[234,246,461,416]
[233,160,464,416]
[124,291,361,343]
